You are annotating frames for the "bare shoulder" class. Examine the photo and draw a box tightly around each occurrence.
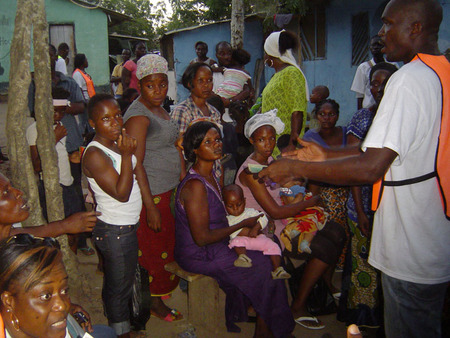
[82,146,112,177]
[124,115,150,128]
[180,178,207,200]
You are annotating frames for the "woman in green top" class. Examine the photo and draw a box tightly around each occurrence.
[262,30,309,156]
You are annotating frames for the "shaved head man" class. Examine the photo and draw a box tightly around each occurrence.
[260,1,449,336]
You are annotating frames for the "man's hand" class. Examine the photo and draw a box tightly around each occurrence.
[258,159,299,185]
[282,138,327,162]
[63,211,100,234]
[117,128,137,156]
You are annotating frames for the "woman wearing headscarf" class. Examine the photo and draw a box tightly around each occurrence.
[123,54,184,322]
[262,30,309,156]
[235,110,345,330]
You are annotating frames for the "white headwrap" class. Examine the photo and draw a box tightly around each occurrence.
[264,30,310,101]
[244,109,285,139]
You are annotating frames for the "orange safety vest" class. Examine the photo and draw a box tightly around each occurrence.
[73,69,96,98]
[372,54,450,219]
[0,313,5,338]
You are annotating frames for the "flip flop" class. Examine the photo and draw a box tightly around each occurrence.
[151,308,183,322]
[295,316,325,330]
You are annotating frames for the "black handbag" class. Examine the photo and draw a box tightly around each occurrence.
[129,264,152,331]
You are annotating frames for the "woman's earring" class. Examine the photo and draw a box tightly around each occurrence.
[265,58,274,68]
[11,313,20,331]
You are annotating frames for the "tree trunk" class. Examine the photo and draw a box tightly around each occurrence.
[6,0,44,227]
[231,0,244,49]
[8,0,84,292]
[31,0,83,291]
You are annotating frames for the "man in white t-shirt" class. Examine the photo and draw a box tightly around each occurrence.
[259,1,449,337]
[55,42,69,75]
[351,35,390,109]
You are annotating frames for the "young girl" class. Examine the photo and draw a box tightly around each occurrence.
[82,93,141,338]
[223,184,291,279]
[215,48,252,103]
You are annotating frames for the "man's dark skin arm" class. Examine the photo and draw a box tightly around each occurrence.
[65,102,85,116]
[260,147,397,186]
[357,98,363,110]
[283,138,362,162]
[289,111,304,148]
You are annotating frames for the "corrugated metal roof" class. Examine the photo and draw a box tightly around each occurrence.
[162,13,265,37]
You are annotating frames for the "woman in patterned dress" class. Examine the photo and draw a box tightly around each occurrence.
[343,62,398,328]
[303,99,349,295]
[123,54,184,323]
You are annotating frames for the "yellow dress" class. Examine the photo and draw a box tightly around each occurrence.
[261,66,307,156]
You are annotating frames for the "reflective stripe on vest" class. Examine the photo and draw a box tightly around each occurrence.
[73,69,96,98]
[371,54,450,219]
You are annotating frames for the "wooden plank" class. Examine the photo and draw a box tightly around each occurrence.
[164,261,205,282]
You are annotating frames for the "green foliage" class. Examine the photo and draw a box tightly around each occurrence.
[101,0,164,49]
[99,0,308,46]
[161,0,308,33]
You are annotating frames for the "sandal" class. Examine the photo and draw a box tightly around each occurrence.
[271,266,291,280]
[151,308,183,322]
[79,247,95,256]
[294,316,325,330]
[234,254,252,268]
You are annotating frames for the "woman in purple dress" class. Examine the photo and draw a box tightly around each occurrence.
[174,121,295,337]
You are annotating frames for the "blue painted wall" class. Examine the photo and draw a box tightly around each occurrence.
[167,0,450,125]
[303,0,450,125]
[171,19,264,103]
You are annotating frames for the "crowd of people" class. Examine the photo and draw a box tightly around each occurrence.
[0,0,448,337]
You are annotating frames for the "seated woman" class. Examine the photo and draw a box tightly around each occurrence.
[303,99,349,280]
[236,110,346,330]
[0,234,116,337]
[174,121,295,337]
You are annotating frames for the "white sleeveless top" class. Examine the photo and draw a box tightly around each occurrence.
[85,141,142,225]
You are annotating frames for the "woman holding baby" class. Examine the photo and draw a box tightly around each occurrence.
[174,120,295,337]
[235,110,346,330]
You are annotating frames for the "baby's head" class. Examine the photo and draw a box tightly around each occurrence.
[232,48,251,67]
[310,85,329,104]
[276,134,291,155]
[223,184,246,217]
